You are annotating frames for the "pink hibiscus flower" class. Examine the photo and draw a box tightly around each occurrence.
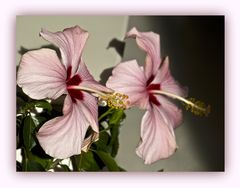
[106,28,209,164]
[17,26,128,159]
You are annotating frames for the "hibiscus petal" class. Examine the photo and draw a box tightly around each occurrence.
[156,95,183,129]
[136,104,177,164]
[78,91,98,133]
[152,57,188,97]
[106,60,149,109]
[77,61,113,93]
[126,27,161,79]
[40,26,89,74]
[17,49,66,100]
[37,94,98,159]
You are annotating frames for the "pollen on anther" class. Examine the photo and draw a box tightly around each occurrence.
[106,92,129,110]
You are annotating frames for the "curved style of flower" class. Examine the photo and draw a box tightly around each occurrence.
[106,28,210,164]
[17,26,128,159]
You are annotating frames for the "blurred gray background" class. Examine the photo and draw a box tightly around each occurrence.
[16,16,224,171]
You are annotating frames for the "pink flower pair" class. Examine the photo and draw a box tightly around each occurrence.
[17,26,209,164]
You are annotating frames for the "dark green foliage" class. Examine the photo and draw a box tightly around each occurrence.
[23,115,36,151]
[94,151,120,171]
[17,89,126,172]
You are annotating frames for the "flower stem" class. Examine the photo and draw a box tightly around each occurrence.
[98,108,114,122]
[77,154,83,171]
[70,155,83,172]
[49,159,62,170]
[99,127,111,133]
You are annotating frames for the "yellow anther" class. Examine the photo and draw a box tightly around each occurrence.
[68,85,129,110]
[183,98,211,116]
[105,92,129,110]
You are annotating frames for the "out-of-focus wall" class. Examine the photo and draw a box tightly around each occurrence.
[16,16,129,81]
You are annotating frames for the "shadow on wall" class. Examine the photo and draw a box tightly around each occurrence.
[99,38,126,85]
[19,45,61,59]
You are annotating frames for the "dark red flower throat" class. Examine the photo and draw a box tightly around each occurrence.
[66,66,83,103]
[146,75,161,106]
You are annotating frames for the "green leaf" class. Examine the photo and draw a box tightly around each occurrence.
[18,100,52,115]
[97,109,126,157]
[32,115,47,126]
[118,166,126,171]
[16,115,24,149]
[34,100,52,112]
[17,96,25,113]
[108,109,125,125]
[94,132,110,152]
[95,151,120,171]
[26,160,45,171]
[23,115,36,151]
[107,109,126,157]
[70,155,81,171]
[81,151,101,171]
[20,102,35,114]
[28,152,53,170]
[71,151,101,171]
[98,107,114,122]
[31,144,53,159]
[109,126,119,157]
[21,148,45,172]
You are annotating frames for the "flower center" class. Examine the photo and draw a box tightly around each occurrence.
[146,75,161,106]
[66,66,83,103]
[66,67,129,109]
[68,85,129,110]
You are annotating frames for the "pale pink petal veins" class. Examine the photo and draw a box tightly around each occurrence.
[77,61,113,93]
[151,57,188,97]
[17,49,67,100]
[106,60,149,109]
[78,91,98,133]
[136,104,177,164]
[126,27,161,79]
[156,95,183,129]
[37,93,98,159]
[40,26,89,74]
